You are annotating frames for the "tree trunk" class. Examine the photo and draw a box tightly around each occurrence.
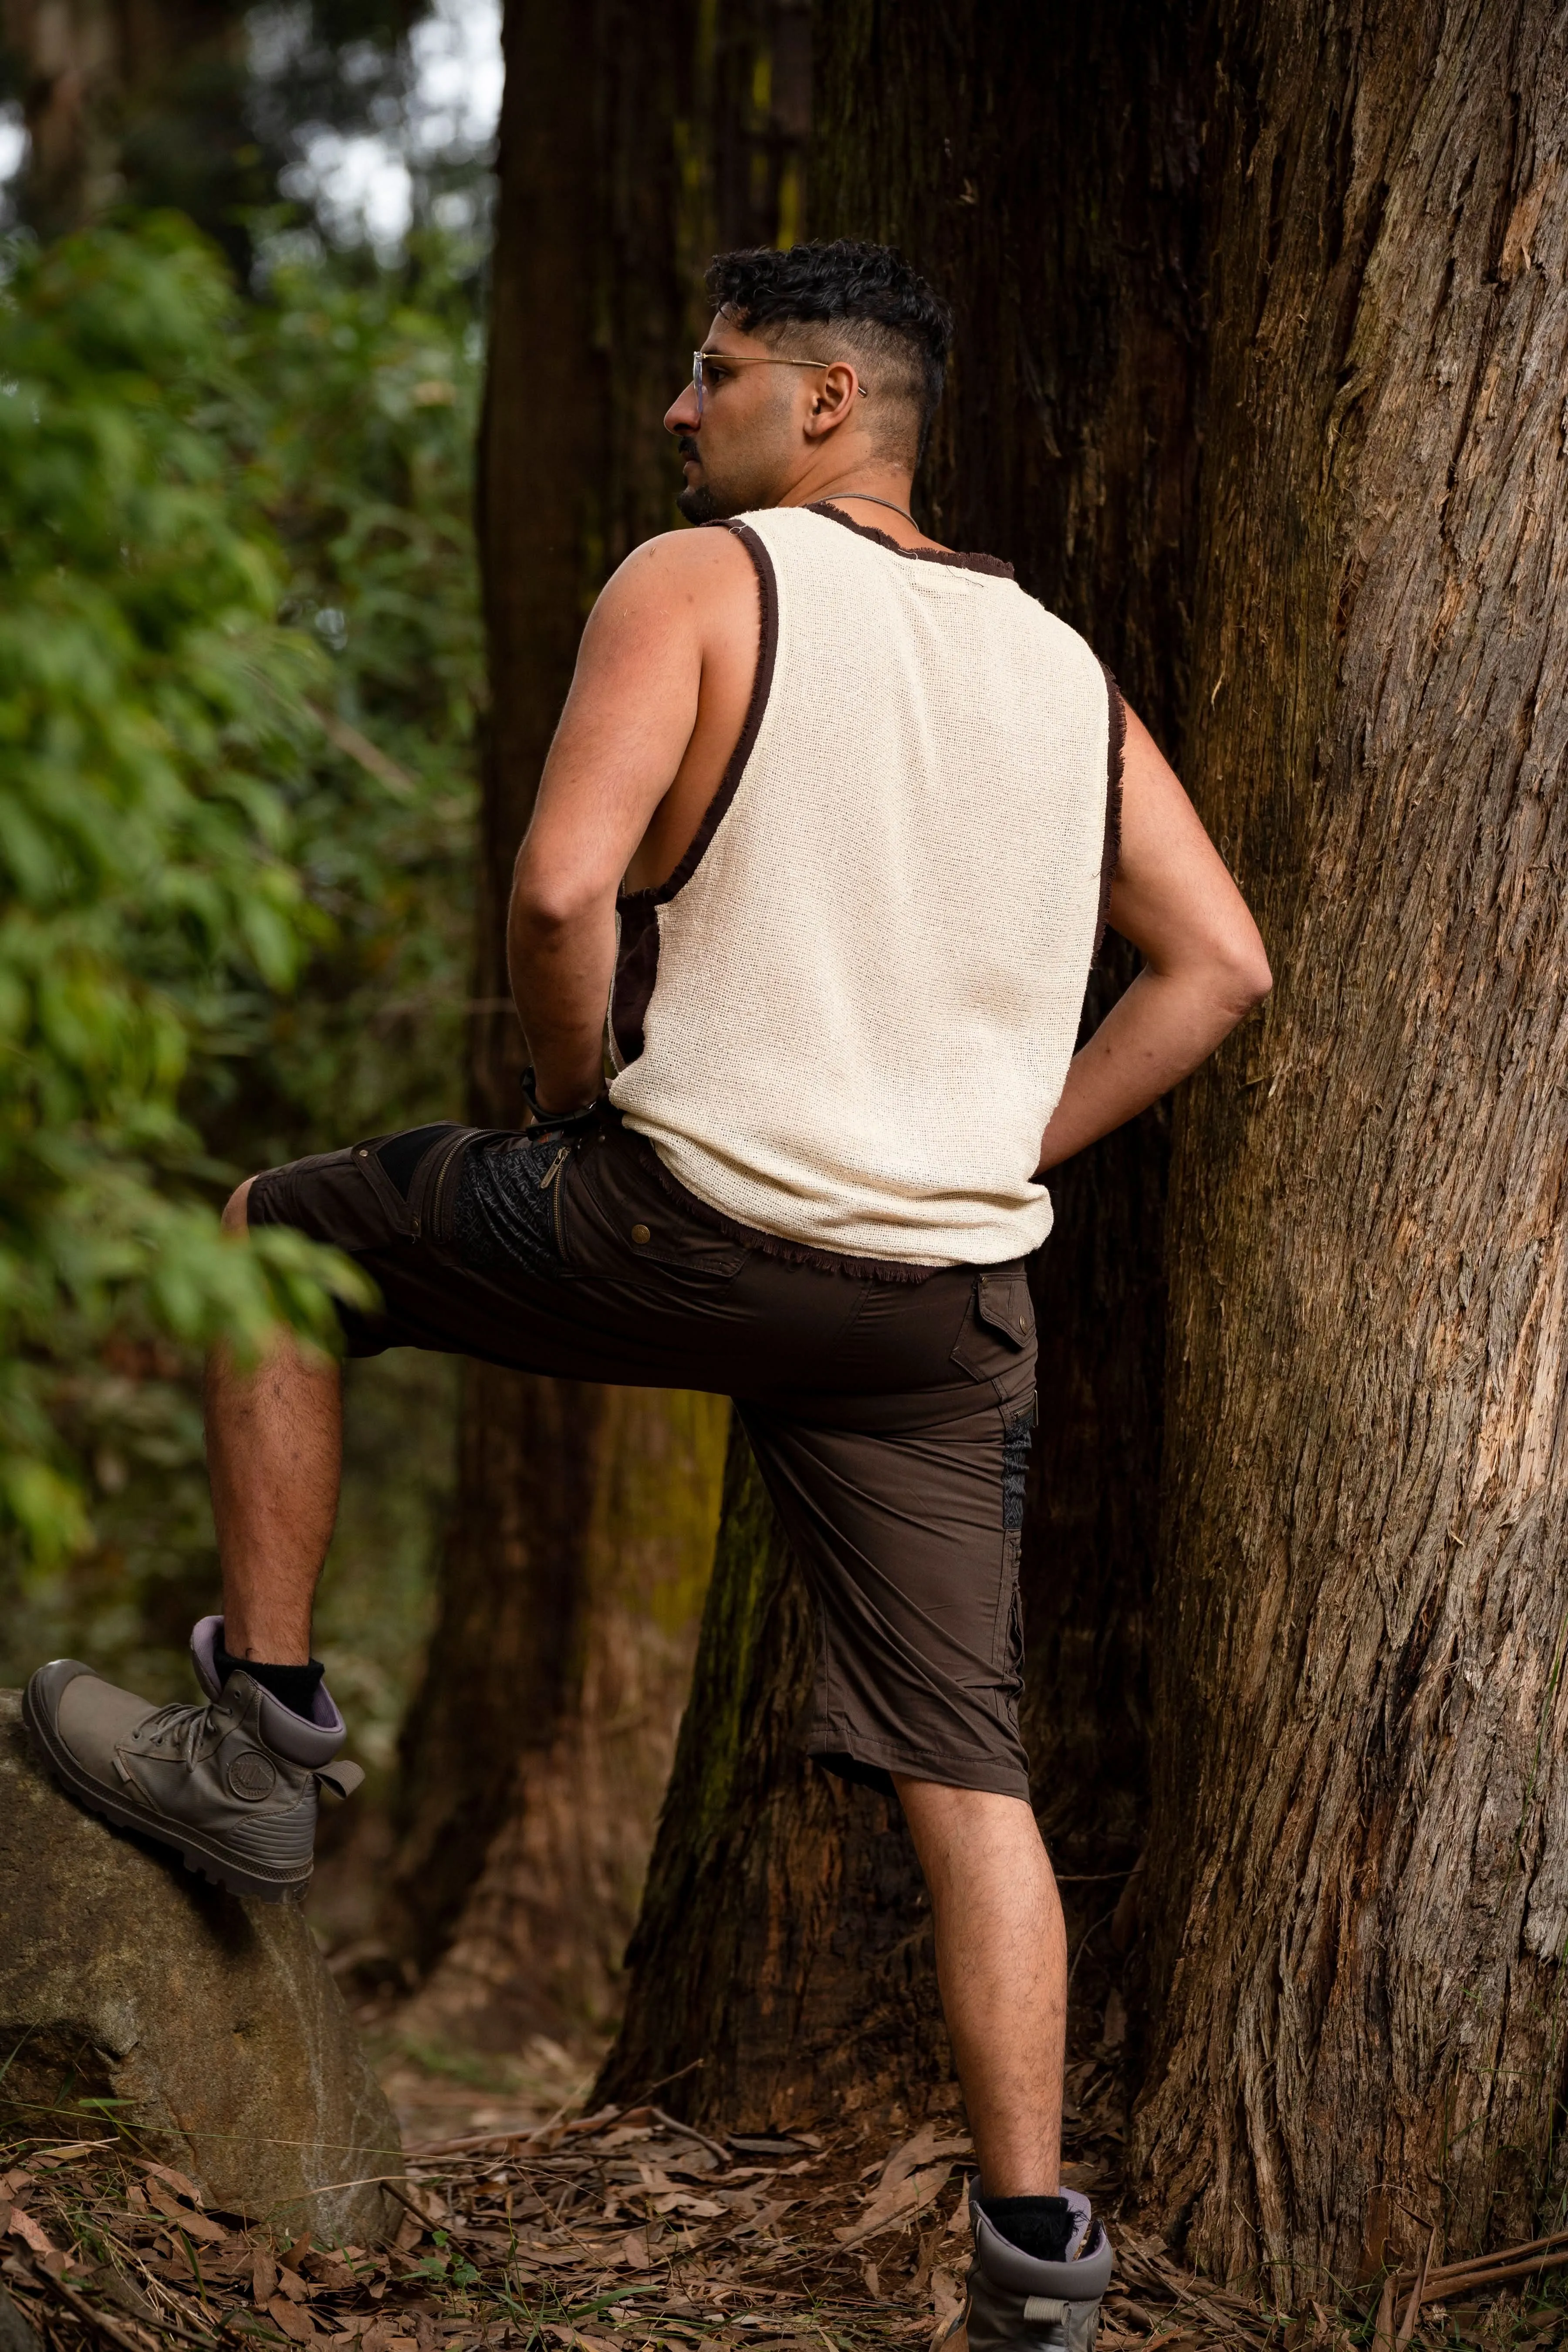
[1130,0,1568,2296]
[600,1420,957,2127]
[601,0,1203,2127]
[395,1385,729,2044]
[391,0,811,2044]
[0,0,259,251]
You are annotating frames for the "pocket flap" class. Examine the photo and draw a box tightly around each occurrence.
[975,1271,1034,1348]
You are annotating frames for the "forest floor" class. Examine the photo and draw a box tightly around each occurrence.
[3,2041,1565,2352]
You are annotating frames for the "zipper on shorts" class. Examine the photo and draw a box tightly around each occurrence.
[410,1126,480,1244]
[427,1132,473,1242]
[538,1143,571,1257]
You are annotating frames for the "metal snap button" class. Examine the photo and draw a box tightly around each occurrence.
[631,1223,651,1244]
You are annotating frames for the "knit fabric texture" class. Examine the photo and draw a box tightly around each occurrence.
[608,504,1114,1267]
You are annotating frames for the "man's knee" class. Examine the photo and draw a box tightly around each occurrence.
[222,1176,259,1236]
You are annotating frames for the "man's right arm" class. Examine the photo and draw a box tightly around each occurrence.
[506,530,743,1114]
[1035,705,1271,1173]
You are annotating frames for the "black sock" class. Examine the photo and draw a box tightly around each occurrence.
[976,2194,1075,2264]
[214,1636,324,1720]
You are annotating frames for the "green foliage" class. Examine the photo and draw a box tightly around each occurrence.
[0,217,369,1563]
[216,227,485,1158]
[0,216,482,1750]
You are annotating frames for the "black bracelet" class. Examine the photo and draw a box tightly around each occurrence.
[520,1067,603,1132]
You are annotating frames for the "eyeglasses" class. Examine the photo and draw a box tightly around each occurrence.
[690,348,869,420]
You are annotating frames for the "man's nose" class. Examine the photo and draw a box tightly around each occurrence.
[665,384,700,435]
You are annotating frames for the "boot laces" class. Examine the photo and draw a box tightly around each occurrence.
[138,1699,224,1770]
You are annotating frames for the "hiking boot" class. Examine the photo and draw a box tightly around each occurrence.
[963,2186,1113,2352]
[24,1619,362,1903]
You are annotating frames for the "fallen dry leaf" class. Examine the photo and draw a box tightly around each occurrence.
[837,2160,958,2249]
[878,2125,973,2194]
[270,2290,318,2339]
[144,2180,228,2244]
[360,2324,412,2352]
[390,2211,423,2256]
[7,2210,57,2259]
[140,2162,206,2209]
[931,2264,965,2352]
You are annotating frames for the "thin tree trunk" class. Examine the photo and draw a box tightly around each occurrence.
[1,0,255,248]
[396,1386,729,2044]
[601,1420,956,2125]
[601,0,1203,2126]
[392,0,811,2043]
[1131,0,1568,2295]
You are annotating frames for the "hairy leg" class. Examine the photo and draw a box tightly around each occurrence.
[894,1778,1066,2194]
[204,1178,343,1663]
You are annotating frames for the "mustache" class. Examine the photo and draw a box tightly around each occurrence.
[676,436,702,463]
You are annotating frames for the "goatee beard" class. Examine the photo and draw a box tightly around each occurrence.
[676,480,725,523]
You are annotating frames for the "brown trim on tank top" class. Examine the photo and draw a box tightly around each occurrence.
[806,500,1015,579]
[608,521,780,1068]
[1093,665,1127,963]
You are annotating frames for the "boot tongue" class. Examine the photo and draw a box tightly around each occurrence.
[189,1613,225,1703]
[1062,2188,1093,2261]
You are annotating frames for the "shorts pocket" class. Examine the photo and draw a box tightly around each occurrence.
[452,1130,577,1280]
[951,1267,1036,1379]
[565,1132,749,1280]
[252,1142,419,1254]
[340,1125,514,1247]
[406,1125,514,1245]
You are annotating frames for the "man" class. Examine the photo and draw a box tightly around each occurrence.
[28,241,1269,2352]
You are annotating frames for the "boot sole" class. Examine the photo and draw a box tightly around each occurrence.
[21,1676,311,1906]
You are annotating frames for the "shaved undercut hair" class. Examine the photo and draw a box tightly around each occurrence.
[706,239,953,468]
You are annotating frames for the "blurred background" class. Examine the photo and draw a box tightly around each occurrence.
[0,0,504,2117]
[0,0,1155,2154]
[0,0,818,2132]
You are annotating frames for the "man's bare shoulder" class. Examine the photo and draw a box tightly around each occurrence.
[591,523,758,634]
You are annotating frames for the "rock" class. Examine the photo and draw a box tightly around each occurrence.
[0,2288,43,2352]
[0,1691,402,2243]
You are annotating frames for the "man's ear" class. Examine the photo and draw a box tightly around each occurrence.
[801,359,862,441]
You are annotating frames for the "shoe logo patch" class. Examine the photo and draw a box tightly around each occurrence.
[227,1751,278,1802]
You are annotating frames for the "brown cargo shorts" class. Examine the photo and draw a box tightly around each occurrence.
[248,1108,1039,1800]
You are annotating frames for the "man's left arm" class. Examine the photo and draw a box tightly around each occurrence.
[1035,704,1271,1173]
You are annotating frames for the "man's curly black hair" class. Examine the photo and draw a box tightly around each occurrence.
[705,240,953,466]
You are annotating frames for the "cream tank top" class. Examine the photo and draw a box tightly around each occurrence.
[606,503,1122,1271]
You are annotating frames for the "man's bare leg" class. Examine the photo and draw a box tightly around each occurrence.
[205,1178,343,1663]
[21,1176,352,1902]
[894,1778,1066,2194]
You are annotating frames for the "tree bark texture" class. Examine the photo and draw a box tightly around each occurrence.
[601,0,1204,2126]
[392,0,811,2039]
[1129,0,1568,2295]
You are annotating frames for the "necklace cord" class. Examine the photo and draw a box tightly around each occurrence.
[824,491,918,527]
